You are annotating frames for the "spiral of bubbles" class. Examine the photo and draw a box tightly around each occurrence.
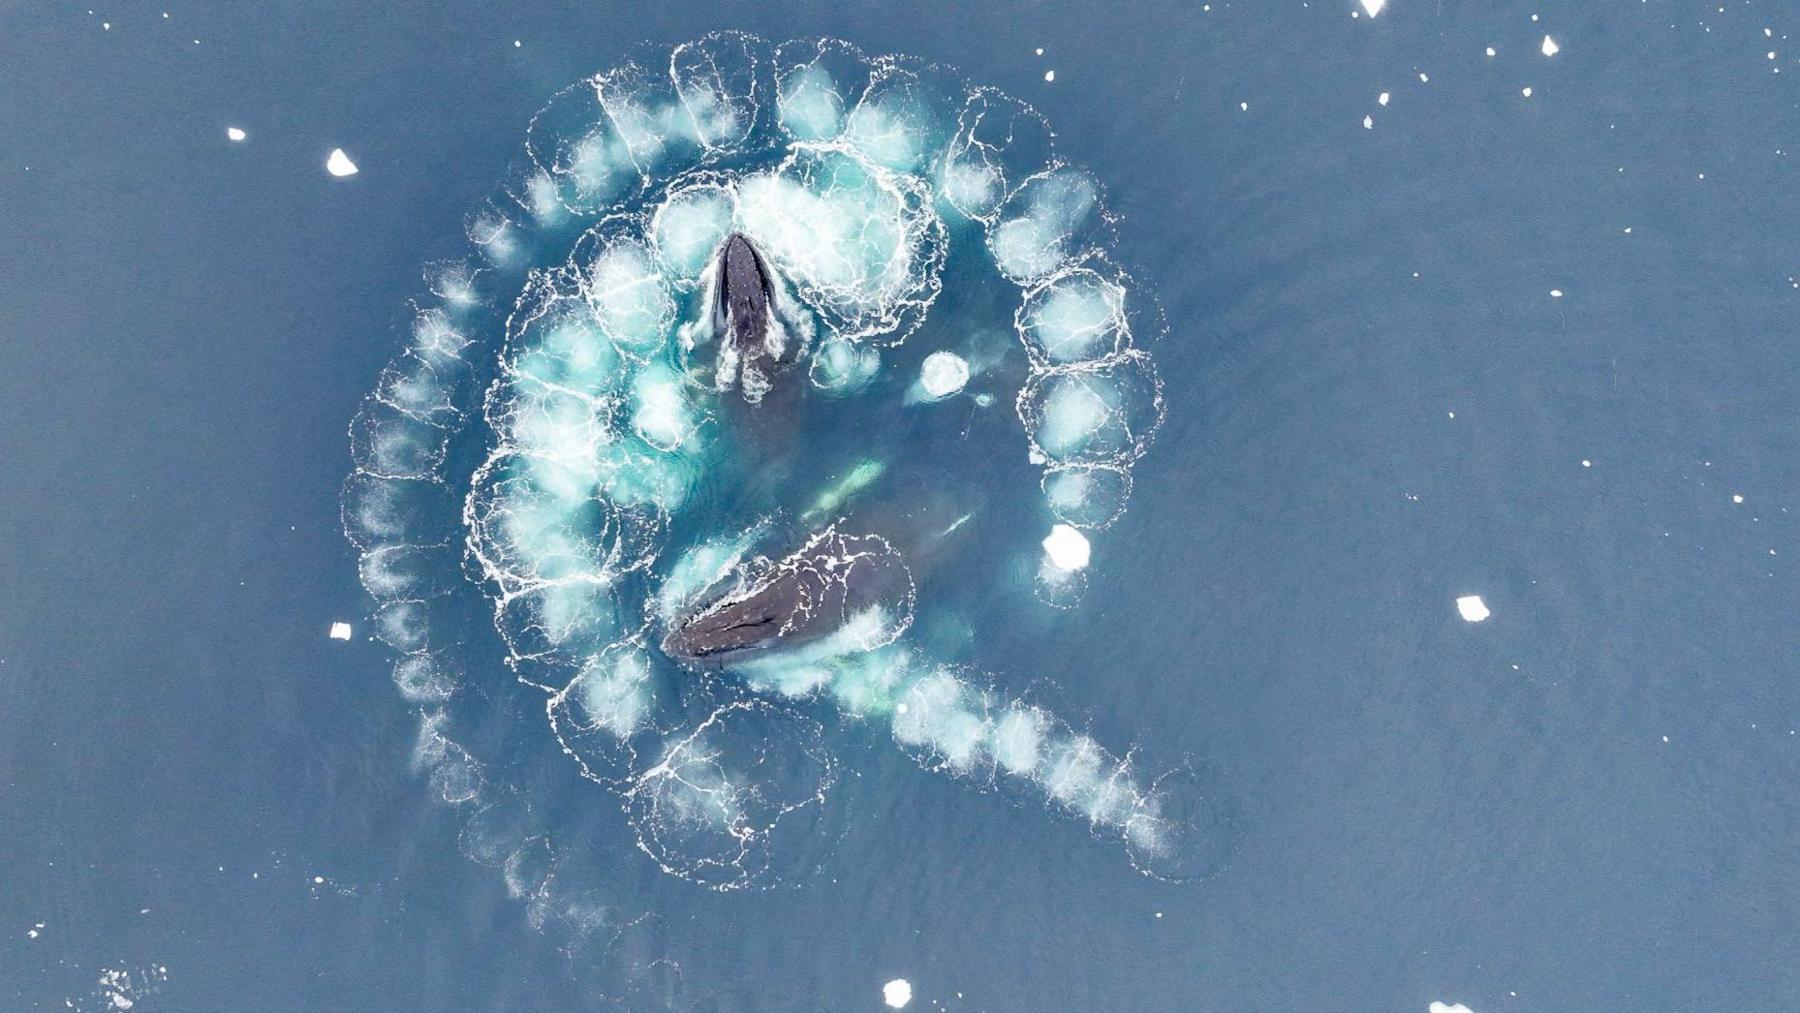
[345,36,1211,943]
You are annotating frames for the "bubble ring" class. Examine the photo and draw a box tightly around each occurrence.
[345,34,1202,906]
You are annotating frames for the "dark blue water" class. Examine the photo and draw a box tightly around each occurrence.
[4,3,1799,1010]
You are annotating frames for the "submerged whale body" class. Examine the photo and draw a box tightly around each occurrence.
[704,232,802,403]
[661,527,915,666]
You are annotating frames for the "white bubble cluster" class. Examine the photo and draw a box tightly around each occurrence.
[345,33,1200,947]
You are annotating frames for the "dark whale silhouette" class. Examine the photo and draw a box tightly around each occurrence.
[661,526,915,666]
[705,232,803,402]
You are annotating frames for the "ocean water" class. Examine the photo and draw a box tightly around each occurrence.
[4,3,1799,1012]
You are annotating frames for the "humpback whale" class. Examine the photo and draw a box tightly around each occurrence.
[661,526,915,666]
[704,232,802,403]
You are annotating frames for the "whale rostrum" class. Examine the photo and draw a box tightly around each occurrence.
[701,232,806,403]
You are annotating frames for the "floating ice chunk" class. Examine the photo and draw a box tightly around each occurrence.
[883,979,913,1008]
[1541,35,1559,57]
[1429,1004,1475,1013]
[1455,595,1490,623]
[1044,70,1055,83]
[329,621,354,640]
[1360,0,1386,16]
[919,351,970,398]
[226,126,246,142]
[1042,523,1091,571]
[325,148,359,177]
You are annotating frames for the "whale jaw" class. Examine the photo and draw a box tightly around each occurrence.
[660,527,915,667]
[705,232,802,403]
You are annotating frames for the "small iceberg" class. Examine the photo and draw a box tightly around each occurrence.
[326,148,359,177]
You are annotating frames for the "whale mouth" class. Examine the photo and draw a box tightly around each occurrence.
[701,232,805,403]
[660,526,915,666]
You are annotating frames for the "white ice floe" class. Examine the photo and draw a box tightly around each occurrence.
[1044,70,1055,82]
[226,126,246,142]
[1541,35,1560,57]
[328,621,354,640]
[325,148,359,177]
[1455,595,1490,623]
[919,351,971,398]
[883,979,913,1008]
[1430,1003,1476,1013]
[1360,0,1386,16]
[1042,523,1091,571]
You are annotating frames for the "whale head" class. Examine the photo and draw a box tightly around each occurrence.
[661,527,915,666]
[707,232,803,403]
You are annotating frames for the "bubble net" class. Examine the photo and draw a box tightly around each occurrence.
[345,34,1202,928]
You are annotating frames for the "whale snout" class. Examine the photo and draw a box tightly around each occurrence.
[660,527,915,667]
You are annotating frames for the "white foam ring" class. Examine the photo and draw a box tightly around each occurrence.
[343,33,1189,970]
